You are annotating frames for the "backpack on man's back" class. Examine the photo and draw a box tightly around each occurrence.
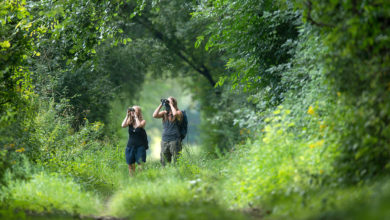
[179,110,188,140]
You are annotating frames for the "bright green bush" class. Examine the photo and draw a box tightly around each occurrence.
[222,105,334,207]
[7,172,102,215]
[20,100,123,192]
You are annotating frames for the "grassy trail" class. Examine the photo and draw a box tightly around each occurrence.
[82,145,253,220]
[93,148,252,220]
[5,139,390,220]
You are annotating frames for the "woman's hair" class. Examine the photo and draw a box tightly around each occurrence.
[133,106,143,121]
[168,96,178,110]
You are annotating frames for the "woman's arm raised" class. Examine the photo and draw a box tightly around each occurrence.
[121,111,133,128]
[134,111,146,128]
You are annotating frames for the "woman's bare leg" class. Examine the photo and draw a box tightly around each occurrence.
[128,164,136,176]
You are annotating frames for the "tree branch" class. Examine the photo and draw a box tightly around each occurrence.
[134,16,216,87]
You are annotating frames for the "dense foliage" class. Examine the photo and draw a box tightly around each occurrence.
[1,0,390,219]
[299,0,390,182]
[195,0,390,182]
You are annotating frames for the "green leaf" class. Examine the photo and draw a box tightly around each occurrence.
[0,40,11,48]
[195,35,204,48]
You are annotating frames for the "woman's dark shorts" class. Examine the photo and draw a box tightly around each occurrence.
[125,146,146,165]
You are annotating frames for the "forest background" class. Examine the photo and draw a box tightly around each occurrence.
[1,0,390,219]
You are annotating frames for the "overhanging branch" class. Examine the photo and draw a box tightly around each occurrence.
[134,16,216,87]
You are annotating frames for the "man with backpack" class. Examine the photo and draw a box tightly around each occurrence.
[152,96,187,166]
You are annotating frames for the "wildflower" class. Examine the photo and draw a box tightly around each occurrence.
[309,140,325,149]
[317,139,325,146]
[15,147,25,153]
[93,121,103,131]
[319,122,327,131]
[307,106,315,115]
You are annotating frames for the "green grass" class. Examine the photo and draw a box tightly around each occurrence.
[3,124,390,220]
[3,141,390,220]
[6,172,102,216]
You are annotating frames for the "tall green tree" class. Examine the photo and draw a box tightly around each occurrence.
[195,0,301,104]
[0,0,137,181]
[190,0,302,151]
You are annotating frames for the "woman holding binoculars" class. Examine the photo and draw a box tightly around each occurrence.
[121,106,148,176]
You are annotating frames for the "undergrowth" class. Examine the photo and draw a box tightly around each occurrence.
[1,94,390,220]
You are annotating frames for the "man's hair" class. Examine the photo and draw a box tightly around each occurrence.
[163,97,179,122]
